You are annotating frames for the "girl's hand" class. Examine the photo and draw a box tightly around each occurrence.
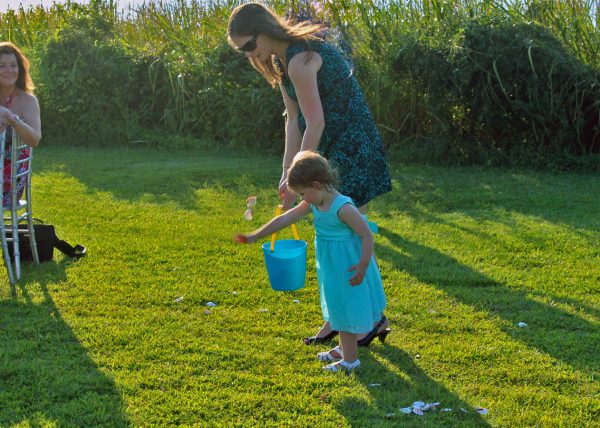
[348,264,366,286]
[234,234,254,244]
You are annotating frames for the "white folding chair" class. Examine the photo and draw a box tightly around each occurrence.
[0,126,39,284]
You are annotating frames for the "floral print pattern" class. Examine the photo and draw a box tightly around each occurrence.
[281,40,392,207]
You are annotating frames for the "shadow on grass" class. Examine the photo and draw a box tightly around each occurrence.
[35,146,600,233]
[385,169,600,235]
[334,344,490,427]
[34,145,279,211]
[0,260,129,427]
[377,227,599,374]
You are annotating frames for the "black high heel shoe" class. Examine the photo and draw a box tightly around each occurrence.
[303,330,339,345]
[357,316,391,347]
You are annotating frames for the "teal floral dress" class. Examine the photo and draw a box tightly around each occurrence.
[279,40,392,207]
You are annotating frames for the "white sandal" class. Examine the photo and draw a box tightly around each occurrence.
[323,359,361,373]
[317,346,343,362]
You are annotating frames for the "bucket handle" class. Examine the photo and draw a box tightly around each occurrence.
[270,205,299,252]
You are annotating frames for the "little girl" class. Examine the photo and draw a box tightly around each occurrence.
[235,151,388,373]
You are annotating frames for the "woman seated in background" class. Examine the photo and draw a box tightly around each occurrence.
[0,42,41,206]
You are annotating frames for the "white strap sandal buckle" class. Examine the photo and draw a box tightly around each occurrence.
[317,345,343,362]
[323,359,361,373]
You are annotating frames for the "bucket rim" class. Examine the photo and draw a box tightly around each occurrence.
[261,239,307,252]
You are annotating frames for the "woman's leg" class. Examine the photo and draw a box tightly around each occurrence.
[318,318,389,340]
[315,321,334,337]
[356,314,389,341]
[304,321,339,345]
[306,315,388,344]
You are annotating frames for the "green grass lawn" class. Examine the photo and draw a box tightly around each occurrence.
[0,145,598,427]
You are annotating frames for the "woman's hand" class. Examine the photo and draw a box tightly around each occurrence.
[0,94,42,147]
[278,181,297,211]
[0,106,11,127]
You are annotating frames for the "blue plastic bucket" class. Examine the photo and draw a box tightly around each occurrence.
[262,239,307,291]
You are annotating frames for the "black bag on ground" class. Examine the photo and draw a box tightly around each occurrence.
[6,220,86,262]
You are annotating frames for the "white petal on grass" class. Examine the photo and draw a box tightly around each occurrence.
[401,401,442,415]
[174,296,184,303]
[207,302,217,307]
[518,322,528,327]
[475,407,489,415]
[423,402,440,410]
[244,196,257,221]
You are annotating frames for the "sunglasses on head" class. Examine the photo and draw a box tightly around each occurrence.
[237,34,258,53]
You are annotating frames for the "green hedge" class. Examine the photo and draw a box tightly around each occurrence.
[392,18,600,167]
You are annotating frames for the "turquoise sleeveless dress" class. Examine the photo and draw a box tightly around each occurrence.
[311,194,387,334]
[280,40,392,207]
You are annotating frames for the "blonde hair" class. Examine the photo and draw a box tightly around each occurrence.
[0,42,34,93]
[287,151,338,191]
[227,2,325,87]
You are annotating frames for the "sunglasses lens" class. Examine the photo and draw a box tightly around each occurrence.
[239,36,257,53]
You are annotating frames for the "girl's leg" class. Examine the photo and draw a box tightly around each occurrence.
[317,331,358,362]
[339,332,358,363]
[322,331,361,372]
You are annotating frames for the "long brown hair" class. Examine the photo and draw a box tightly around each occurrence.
[227,2,325,87]
[0,42,34,93]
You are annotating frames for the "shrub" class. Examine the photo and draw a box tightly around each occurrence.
[393,18,600,167]
[35,6,140,146]
[183,41,284,151]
